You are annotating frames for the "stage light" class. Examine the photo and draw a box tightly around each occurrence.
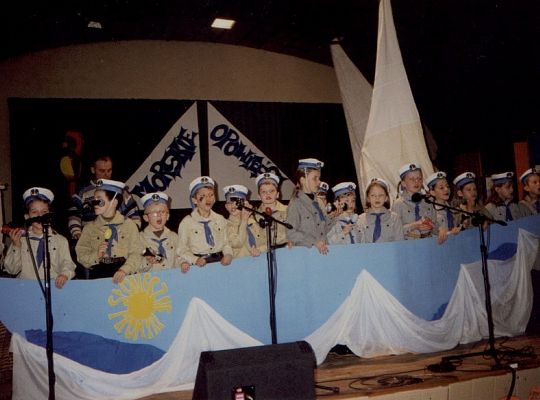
[211,18,235,30]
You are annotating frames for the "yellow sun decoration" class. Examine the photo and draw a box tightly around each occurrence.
[108,273,172,340]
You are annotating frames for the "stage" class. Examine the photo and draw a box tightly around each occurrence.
[137,335,540,400]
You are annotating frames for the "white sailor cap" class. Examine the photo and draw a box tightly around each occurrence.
[332,182,357,197]
[141,192,169,208]
[95,179,125,194]
[519,167,540,184]
[425,171,447,189]
[255,172,280,187]
[23,187,54,205]
[491,171,514,185]
[368,178,389,191]
[399,163,422,179]
[223,184,248,200]
[189,176,215,198]
[298,158,324,170]
[318,182,329,193]
[453,172,476,188]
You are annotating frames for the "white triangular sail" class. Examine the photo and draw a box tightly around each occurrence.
[126,102,201,209]
[207,102,294,200]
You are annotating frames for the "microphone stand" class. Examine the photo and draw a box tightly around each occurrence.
[38,219,56,399]
[237,201,292,344]
[422,197,535,371]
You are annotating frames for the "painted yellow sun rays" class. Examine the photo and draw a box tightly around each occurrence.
[108,273,172,340]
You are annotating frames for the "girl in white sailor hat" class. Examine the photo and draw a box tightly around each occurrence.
[223,184,260,258]
[392,163,445,243]
[251,172,290,252]
[358,178,404,243]
[426,171,461,239]
[139,192,179,271]
[76,179,144,283]
[327,181,362,245]
[518,167,540,215]
[285,158,336,254]
[452,171,491,230]
[177,176,233,273]
[485,172,529,222]
[4,187,76,288]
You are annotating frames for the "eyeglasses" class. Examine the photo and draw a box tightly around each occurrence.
[145,210,169,217]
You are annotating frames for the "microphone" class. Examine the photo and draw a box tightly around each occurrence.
[265,207,273,215]
[326,202,347,213]
[411,193,430,203]
[234,197,244,209]
[25,213,54,225]
[89,198,105,207]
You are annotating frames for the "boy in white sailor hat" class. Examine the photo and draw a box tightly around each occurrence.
[358,178,404,243]
[485,172,529,222]
[285,158,336,254]
[426,171,461,238]
[76,179,144,283]
[139,192,179,271]
[4,187,75,287]
[452,171,492,229]
[392,163,446,243]
[519,167,540,215]
[176,176,233,273]
[327,182,361,245]
[251,172,290,252]
[223,184,260,258]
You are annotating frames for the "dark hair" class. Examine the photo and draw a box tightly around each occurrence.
[100,189,123,209]
[365,181,390,209]
[486,181,514,206]
[93,155,113,167]
[291,168,318,198]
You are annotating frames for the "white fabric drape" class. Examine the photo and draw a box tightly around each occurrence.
[305,229,539,364]
[333,0,434,200]
[11,297,262,400]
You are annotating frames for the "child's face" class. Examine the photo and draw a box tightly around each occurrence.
[495,182,514,201]
[258,183,279,205]
[93,190,115,216]
[224,198,241,217]
[402,170,423,193]
[368,185,388,210]
[337,192,356,212]
[458,182,477,202]
[192,187,216,213]
[300,170,321,194]
[143,203,169,230]
[429,179,450,201]
[524,175,540,197]
[26,199,49,231]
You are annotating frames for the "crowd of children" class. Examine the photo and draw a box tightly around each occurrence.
[1,158,538,287]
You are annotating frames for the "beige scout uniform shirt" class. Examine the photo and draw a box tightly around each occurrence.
[4,230,76,280]
[76,211,144,275]
[251,201,288,252]
[226,215,254,258]
[176,209,233,265]
[140,226,179,271]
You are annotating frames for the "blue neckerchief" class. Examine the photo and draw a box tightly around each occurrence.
[505,203,513,221]
[151,238,167,259]
[371,213,384,243]
[29,236,44,267]
[247,224,256,248]
[446,209,455,229]
[313,201,325,221]
[414,203,421,221]
[199,221,215,247]
[339,217,355,244]
[105,224,119,257]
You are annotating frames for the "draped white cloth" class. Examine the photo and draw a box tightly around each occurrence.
[305,229,539,364]
[333,0,434,200]
[11,298,262,400]
[10,229,539,398]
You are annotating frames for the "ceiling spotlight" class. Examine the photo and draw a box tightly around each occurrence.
[87,21,103,29]
[211,18,235,30]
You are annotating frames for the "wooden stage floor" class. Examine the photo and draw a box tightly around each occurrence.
[138,335,540,400]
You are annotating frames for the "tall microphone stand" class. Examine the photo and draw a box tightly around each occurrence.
[421,196,535,370]
[27,217,56,399]
[237,200,292,344]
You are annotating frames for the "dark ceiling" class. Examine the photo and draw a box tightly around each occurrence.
[2,0,540,170]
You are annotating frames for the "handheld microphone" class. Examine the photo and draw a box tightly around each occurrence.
[1,225,26,235]
[411,193,430,203]
[25,213,54,225]
[90,198,105,207]
[265,207,273,215]
[326,202,347,213]
[234,197,244,209]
